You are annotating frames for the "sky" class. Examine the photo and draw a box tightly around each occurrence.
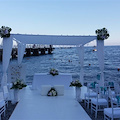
[0,0,120,46]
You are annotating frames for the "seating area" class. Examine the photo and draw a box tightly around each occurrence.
[104,89,120,120]
[83,81,120,120]
[84,83,97,109]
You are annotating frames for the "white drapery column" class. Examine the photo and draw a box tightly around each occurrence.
[77,45,84,85]
[1,37,13,88]
[18,43,26,64]
[97,40,104,87]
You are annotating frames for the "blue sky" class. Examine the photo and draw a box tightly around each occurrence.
[0,0,120,46]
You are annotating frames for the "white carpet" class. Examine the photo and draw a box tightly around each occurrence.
[9,86,91,120]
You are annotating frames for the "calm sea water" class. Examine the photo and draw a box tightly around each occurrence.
[0,46,120,84]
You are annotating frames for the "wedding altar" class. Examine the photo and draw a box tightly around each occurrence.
[32,73,72,90]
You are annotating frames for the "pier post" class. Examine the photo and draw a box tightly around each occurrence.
[48,48,52,54]
[40,48,46,55]
[12,48,17,59]
[32,48,39,56]
[0,50,2,61]
[48,45,53,54]
[25,48,31,56]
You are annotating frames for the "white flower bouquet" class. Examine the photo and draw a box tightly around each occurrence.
[47,87,57,96]
[10,79,27,89]
[95,28,109,40]
[0,26,12,38]
[69,80,82,87]
[49,68,59,76]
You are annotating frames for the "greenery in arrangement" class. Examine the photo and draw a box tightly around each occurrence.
[10,79,27,89]
[49,68,59,76]
[47,87,57,96]
[69,80,82,87]
[95,28,109,40]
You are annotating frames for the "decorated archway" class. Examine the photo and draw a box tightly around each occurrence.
[0,26,109,88]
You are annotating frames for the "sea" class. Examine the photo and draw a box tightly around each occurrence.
[0,46,120,84]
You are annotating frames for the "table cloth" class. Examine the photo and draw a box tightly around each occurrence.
[32,73,72,89]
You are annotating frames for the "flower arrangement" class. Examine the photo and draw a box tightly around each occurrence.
[10,79,27,89]
[69,80,82,87]
[47,87,57,96]
[49,68,59,76]
[95,28,109,40]
[0,26,12,38]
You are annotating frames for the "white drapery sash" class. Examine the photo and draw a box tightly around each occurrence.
[1,36,13,88]
[97,40,104,87]
[77,45,84,85]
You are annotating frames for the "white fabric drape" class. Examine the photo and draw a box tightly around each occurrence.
[1,36,13,88]
[97,40,104,87]
[13,34,96,45]
[18,43,26,64]
[77,45,84,85]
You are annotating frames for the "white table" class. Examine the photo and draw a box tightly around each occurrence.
[32,73,72,89]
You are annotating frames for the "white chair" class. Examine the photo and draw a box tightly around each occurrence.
[0,92,6,120]
[104,84,115,103]
[91,84,108,119]
[104,83,117,105]
[3,86,9,107]
[114,82,120,94]
[104,88,120,120]
[84,83,97,108]
[110,93,120,108]
[108,81,114,90]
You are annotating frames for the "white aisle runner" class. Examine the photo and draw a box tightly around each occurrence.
[9,87,91,120]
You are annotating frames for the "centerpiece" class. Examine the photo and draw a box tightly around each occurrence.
[95,27,109,40]
[11,79,27,103]
[0,26,12,38]
[69,80,82,101]
[47,87,57,96]
[69,80,82,87]
[49,68,59,76]
[11,79,27,90]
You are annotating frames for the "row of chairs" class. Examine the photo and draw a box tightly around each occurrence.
[0,86,9,120]
[104,89,120,120]
[84,82,120,120]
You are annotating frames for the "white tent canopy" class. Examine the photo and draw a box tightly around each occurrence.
[13,34,96,45]
[1,34,105,88]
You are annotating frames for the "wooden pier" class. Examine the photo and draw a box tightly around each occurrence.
[0,45,54,61]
